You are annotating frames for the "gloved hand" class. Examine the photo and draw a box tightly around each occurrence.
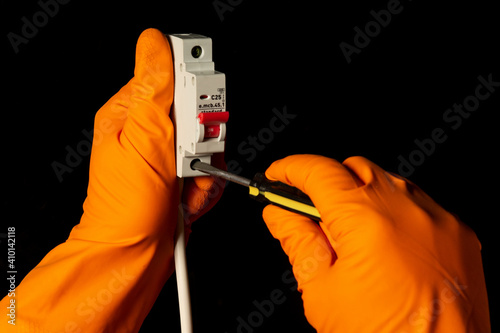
[0,28,223,332]
[263,155,490,333]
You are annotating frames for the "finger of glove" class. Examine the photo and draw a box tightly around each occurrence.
[342,156,404,189]
[342,156,454,237]
[343,156,453,215]
[265,154,360,224]
[263,204,336,290]
[121,28,175,179]
[182,176,225,228]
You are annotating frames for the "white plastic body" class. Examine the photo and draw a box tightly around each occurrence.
[168,33,227,178]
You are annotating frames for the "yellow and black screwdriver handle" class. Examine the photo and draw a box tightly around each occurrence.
[248,173,321,222]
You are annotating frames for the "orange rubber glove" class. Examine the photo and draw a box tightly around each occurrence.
[0,28,224,332]
[263,155,490,333]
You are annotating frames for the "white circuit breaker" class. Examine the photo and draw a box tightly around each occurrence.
[167,33,228,178]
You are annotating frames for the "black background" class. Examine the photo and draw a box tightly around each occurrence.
[2,0,498,332]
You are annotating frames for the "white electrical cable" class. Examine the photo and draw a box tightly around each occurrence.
[174,180,193,333]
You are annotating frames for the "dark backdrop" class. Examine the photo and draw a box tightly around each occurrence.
[3,0,498,332]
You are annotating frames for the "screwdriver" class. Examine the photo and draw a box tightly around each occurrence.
[191,160,321,221]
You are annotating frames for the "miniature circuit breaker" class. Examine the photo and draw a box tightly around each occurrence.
[167,33,228,177]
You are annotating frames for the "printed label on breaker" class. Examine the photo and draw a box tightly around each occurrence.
[199,88,225,113]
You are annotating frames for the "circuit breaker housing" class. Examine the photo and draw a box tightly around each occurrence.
[168,33,227,177]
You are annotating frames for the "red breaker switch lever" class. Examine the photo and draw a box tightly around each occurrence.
[198,112,229,139]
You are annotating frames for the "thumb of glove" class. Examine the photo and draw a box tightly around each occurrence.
[121,28,175,180]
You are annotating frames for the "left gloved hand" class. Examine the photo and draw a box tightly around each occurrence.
[0,28,224,332]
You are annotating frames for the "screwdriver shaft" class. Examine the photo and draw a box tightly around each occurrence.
[191,160,251,187]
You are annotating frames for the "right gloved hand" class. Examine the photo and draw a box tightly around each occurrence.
[262,154,490,333]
